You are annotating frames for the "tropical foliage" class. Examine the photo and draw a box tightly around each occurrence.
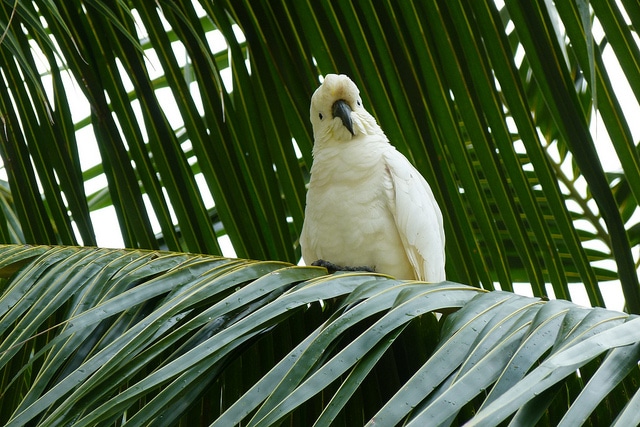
[1,0,640,425]
[1,245,640,426]
[1,0,639,306]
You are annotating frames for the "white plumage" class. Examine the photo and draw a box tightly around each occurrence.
[300,74,445,281]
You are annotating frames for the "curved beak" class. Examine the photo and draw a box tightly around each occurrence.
[332,99,354,135]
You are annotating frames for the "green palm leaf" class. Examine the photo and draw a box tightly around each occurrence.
[2,0,639,308]
[0,245,639,425]
[2,0,640,424]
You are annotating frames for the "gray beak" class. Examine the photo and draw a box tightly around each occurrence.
[332,99,354,135]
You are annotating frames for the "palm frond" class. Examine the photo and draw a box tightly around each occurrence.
[2,0,638,309]
[0,245,639,425]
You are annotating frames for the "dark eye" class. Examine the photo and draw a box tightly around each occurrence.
[356,99,362,107]
[319,113,323,120]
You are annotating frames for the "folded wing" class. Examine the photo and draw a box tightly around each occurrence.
[383,149,446,282]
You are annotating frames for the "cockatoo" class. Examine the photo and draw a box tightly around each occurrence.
[300,74,446,281]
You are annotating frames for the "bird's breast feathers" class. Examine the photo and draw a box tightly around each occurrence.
[301,139,417,278]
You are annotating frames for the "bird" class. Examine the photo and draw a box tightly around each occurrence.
[299,74,446,282]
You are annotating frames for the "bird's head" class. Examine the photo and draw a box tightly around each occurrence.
[310,74,379,144]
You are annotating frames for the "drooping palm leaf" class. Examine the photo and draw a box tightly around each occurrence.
[2,0,640,424]
[1,0,638,310]
[0,244,639,426]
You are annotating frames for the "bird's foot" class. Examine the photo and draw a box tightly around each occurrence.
[311,259,375,274]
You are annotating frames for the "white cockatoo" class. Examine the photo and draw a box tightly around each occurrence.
[300,74,446,281]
